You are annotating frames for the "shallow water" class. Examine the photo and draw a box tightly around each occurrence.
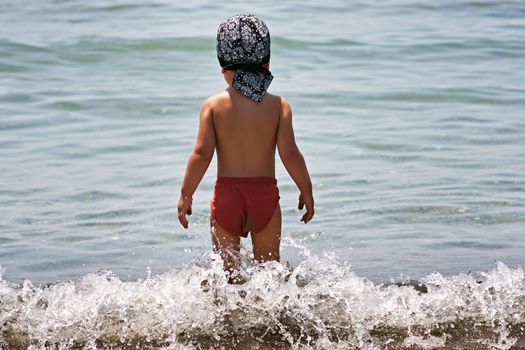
[1,242,525,350]
[1,0,525,348]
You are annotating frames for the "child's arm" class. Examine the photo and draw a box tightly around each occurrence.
[276,98,315,223]
[178,99,216,228]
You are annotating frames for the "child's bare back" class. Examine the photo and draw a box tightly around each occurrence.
[210,87,280,177]
[178,15,314,281]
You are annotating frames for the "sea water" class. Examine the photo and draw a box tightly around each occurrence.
[1,0,524,348]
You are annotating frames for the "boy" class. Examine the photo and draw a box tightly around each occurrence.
[177,14,314,278]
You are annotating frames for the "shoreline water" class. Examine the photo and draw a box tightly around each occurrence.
[1,249,524,350]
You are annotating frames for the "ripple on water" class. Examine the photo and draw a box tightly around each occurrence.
[430,240,511,250]
[66,190,128,202]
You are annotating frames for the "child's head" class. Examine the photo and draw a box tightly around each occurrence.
[216,14,273,102]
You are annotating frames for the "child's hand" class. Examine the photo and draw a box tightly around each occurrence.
[177,195,193,228]
[298,192,314,224]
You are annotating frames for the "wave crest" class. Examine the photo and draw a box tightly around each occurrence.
[1,244,524,349]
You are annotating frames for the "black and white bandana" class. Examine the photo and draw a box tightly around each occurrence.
[217,14,273,102]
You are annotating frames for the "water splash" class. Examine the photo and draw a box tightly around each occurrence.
[0,242,524,350]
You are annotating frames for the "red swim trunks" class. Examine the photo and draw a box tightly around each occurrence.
[210,177,280,237]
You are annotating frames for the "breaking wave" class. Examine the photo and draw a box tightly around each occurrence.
[1,239,524,350]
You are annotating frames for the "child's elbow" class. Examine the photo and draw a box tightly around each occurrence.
[192,147,214,162]
[279,146,301,163]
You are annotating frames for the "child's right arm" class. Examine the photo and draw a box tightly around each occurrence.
[276,98,315,224]
[177,99,216,228]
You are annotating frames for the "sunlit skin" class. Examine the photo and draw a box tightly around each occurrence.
[178,63,314,279]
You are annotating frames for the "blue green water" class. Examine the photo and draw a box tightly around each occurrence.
[1,1,525,348]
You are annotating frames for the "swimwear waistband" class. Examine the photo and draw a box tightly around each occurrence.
[216,176,277,184]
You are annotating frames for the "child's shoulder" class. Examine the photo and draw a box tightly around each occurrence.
[265,92,289,108]
[201,91,230,109]
[264,93,292,118]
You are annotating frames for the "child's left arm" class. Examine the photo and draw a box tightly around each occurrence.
[178,99,216,228]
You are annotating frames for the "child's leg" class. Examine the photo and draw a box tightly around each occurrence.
[210,214,240,275]
[251,204,281,263]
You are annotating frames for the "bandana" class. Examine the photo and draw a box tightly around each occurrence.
[216,14,273,102]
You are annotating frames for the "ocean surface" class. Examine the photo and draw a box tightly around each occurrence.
[1,0,525,349]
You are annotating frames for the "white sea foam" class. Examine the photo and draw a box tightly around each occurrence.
[1,239,524,349]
